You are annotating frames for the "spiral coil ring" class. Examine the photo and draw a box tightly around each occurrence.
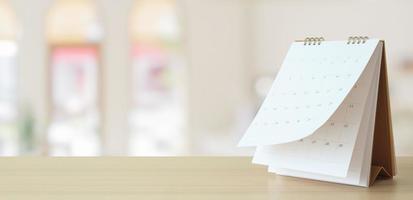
[304,37,325,45]
[347,36,369,44]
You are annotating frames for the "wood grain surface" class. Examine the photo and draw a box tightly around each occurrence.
[0,157,411,199]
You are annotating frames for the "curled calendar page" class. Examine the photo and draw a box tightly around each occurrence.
[238,39,380,146]
[252,43,382,178]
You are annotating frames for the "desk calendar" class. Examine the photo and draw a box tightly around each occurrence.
[239,36,395,187]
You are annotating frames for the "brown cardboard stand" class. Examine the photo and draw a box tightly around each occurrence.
[369,41,396,185]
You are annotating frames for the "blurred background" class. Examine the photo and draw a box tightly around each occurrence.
[0,0,412,156]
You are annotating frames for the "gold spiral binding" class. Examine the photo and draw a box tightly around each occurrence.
[296,37,325,45]
[347,36,369,44]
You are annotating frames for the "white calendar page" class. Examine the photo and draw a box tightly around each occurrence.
[239,39,380,146]
[253,41,382,180]
[266,52,381,186]
[252,42,383,178]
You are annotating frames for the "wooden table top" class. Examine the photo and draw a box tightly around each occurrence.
[0,157,411,199]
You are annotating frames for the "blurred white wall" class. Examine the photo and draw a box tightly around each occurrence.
[181,0,253,153]
[100,0,134,155]
[12,0,51,154]
[3,0,413,156]
[7,0,254,155]
[250,0,413,74]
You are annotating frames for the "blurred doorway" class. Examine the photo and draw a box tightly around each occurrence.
[46,0,103,156]
[129,0,187,155]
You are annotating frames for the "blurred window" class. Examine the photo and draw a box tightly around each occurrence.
[129,0,187,155]
[0,0,18,156]
[46,0,102,156]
